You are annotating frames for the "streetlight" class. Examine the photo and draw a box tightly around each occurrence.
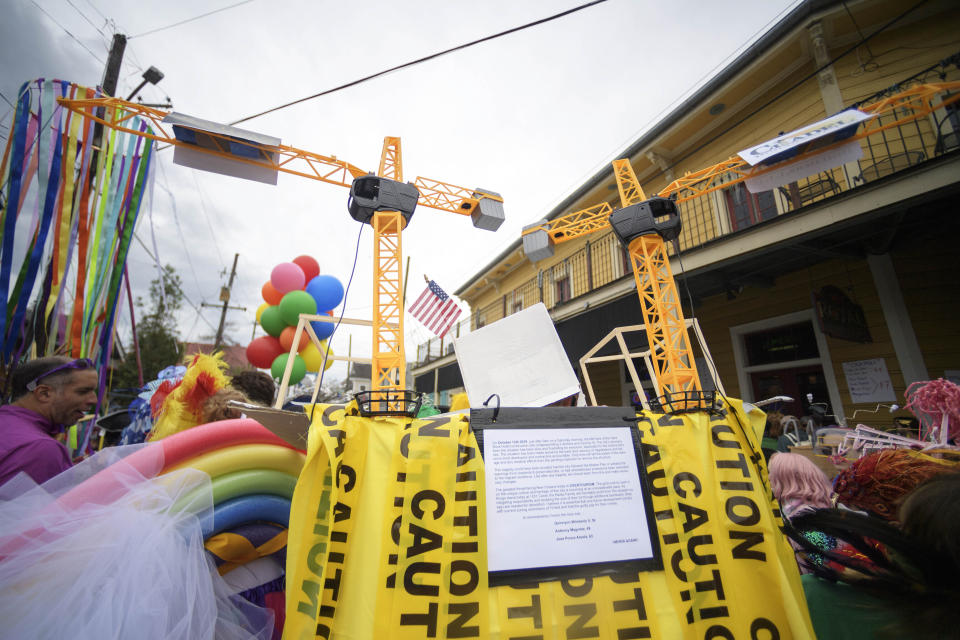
[126,66,164,101]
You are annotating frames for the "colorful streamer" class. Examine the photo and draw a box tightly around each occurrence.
[0,79,156,427]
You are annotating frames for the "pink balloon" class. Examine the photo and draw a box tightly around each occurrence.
[271,262,305,294]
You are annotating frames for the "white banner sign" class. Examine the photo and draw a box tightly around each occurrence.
[738,109,872,166]
[745,140,862,193]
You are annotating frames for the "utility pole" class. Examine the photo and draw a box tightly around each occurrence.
[211,253,241,350]
[101,33,127,97]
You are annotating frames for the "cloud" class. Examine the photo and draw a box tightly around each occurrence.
[4,0,801,383]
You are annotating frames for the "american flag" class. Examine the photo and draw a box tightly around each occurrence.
[408,280,462,338]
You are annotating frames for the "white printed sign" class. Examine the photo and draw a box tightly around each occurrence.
[738,109,872,166]
[483,427,656,573]
[745,140,862,193]
[842,358,896,404]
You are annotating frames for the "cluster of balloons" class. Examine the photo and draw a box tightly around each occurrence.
[245,255,345,384]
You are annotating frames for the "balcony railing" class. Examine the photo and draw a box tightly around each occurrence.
[413,317,471,367]
[414,65,960,367]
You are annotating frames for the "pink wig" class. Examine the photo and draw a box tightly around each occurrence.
[769,453,832,511]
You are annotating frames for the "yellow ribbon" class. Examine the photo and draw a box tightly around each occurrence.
[204,529,289,576]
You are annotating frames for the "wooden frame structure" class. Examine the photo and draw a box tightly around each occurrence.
[273,313,390,409]
[578,318,723,408]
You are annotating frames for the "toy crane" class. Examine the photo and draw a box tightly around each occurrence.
[522,81,960,411]
[522,160,703,411]
[56,97,505,409]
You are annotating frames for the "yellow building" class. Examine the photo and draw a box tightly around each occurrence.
[412,0,960,425]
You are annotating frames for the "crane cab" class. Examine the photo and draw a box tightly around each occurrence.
[609,196,682,248]
[348,174,420,225]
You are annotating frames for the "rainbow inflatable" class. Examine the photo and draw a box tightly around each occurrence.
[57,418,303,633]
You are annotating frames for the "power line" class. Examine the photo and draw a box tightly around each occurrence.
[130,0,256,39]
[655,0,930,181]
[131,231,219,336]
[66,0,107,38]
[189,170,227,269]
[230,0,611,126]
[155,160,205,296]
[81,0,108,24]
[29,0,105,65]
[0,90,13,109]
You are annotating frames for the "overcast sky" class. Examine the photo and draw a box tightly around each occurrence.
[1,0,800,380]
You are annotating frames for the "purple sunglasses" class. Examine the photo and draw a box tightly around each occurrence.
[25,358,95,391]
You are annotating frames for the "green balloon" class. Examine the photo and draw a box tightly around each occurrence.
[271,353,306,384]
[260,305,285,337]
[279,290,318,326]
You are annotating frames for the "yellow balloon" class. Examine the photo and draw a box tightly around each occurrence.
[301,341,334,372]
[255,302,269,324]
[324,345,334,371]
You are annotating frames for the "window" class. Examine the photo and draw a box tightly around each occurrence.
[724,183,778,231]
[556,277,571,303]
[744,322,819,367]
[553,261,572,304]
[620,245,632,277]
[935,98,959,155]
[475,311,486,329]
[511,290,524,313]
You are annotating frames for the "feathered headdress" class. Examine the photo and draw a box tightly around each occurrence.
[148,352,231,441]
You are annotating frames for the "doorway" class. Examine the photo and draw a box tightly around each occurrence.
[730,309,846,425]
[750,365,828,417]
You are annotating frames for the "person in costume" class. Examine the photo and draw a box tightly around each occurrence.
[0,356,98,485]
[769,452,842,574]
[148,353,233,441]
[230,370,275,407]
[833,448,960,522]
[791,473,960,639]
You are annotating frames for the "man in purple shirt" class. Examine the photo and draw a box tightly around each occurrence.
[0,356,99,486]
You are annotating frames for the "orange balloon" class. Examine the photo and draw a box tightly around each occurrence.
[262,281,283,305]
[278,326,309,353]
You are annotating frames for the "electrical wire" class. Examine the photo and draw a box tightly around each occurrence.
[28,0,105,65]
[654,0,930,182]
[229,0,611,126]
[563,0,805,206]
[0,91,13,110]
[130,231,220,336]
[155,160,206,296]
[81,0,108,23]
[130,0,256,39]
[189,170,227,269]
[309,221,365,419]
[65,0,107,39]
[842,0,879,75]
[673,247,770,492]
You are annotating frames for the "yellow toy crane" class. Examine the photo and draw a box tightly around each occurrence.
[522,159,702,410]
[522,81,960,411]
[56,97,505,408]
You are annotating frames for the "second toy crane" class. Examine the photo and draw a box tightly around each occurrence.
[522,159,703,410]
